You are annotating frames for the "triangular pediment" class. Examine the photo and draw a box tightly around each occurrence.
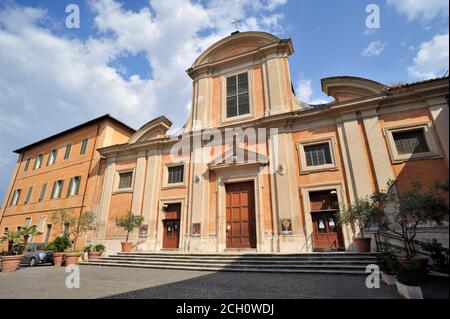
[208,147,269,169]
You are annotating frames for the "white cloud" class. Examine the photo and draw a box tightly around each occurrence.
[295,79,331,105]
[0,0,288,199]
[387,0,449,21]
[408,33,449,79]
[361,41,387,57]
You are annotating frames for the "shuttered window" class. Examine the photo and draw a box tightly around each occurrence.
[24,158,31,172]
[118,172,133,189]
[10,189,22,206]
[34,154,43,170]
[168,165,184,184]
[64,144,72,160]
[80,138,88,155]
[226,73,250,118]
[393,129,429,155]
[39,183,47,201]
[304,143,333,167]
[47,149,57,166]
[51,180,64,199]
[24,186,33,204]
[67,176,81,196]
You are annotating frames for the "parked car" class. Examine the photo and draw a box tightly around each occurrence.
[21,243,54,267]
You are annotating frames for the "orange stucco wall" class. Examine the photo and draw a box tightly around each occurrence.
[379,107,449,192]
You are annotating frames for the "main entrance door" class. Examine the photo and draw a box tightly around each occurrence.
[309,191,344,251]
[226,182,256,249]
[162,203,181,249]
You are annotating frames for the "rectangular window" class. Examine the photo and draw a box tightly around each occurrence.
[37,216,47,233]
[226,73,250,118]
[80,138,89,155]
[24,158,31,172]
[47,149,58,166]
[63,223,70,235]
[51,180,64,199]
[304,143,333,167]
[64,144,72,160]
[38,183,47,202]
[118,172,133,189]
[33,154,43,170]
[393,129,430,155]
[67,176,81,196]
[168,165,184,184]
[10,189,22,206]
[24,186,33,204]
[23,217,32,228]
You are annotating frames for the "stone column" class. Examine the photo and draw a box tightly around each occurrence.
[427,97,449,166]
[268,131,302,252]
[141,148,162,251]
[95,156,116,240]
[361,109,395,190]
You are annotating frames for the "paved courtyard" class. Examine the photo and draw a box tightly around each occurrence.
[0,265,447,299]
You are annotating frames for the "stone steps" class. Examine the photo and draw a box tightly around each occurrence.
[82,252,378,275]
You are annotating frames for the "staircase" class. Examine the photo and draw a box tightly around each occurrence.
[82,252,378,275]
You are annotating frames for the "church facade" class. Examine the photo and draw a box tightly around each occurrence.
[91,31,449,253]
[2,31,448,254]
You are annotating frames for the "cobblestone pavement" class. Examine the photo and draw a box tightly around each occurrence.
[0,265,445,299]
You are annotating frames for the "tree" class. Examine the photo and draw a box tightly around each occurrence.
[18,225,40,254]
[51,209,96,251]
[372,180,449,257]
[0,231,22,255]
[115,211,144,243]
[338,197,383,238]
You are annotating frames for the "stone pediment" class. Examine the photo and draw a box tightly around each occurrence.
[321,76,388,102]
[208,147,269,169]
[128,116,172,144]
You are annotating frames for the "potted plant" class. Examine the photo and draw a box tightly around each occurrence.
[45,235,71,266]
[115,211,144,252]
[395,258,427,299]
[338,197,382,252]
[51,209,96,266]
[0,231,24,272]
[373,180,448,268]
[85,244,106,261]
[377,251,398,285]
[423,239,449,274]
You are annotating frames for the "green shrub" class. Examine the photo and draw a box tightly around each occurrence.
[424,239,448,272]
[396,259,427,286]
[93,244,106,252]
[83,244,93,253]
[377,251,398,275]
[47,236,71,253]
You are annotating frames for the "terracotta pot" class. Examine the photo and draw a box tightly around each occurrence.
[64,253,81,266]
[88,251,103,261]
[121,242,133,252]
[397,256,429,273]
[353,237,372,253]
[53,253,65,267]
[0,255,23,272]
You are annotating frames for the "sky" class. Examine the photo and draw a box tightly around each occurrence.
[0,0,449,202]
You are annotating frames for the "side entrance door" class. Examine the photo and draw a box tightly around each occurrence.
[162,203,181,249]
[226,182,257,249]
[309,190,344,251]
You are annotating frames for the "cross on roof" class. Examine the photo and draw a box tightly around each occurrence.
[231,18,242,30]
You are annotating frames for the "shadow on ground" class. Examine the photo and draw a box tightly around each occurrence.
[103,271,402,299]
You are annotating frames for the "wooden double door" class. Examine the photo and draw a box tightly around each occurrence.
[226,182,257,249]
[162,203,181,249]
[309,191,344,251]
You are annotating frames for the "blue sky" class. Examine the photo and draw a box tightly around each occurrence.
[0,0,448,202]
